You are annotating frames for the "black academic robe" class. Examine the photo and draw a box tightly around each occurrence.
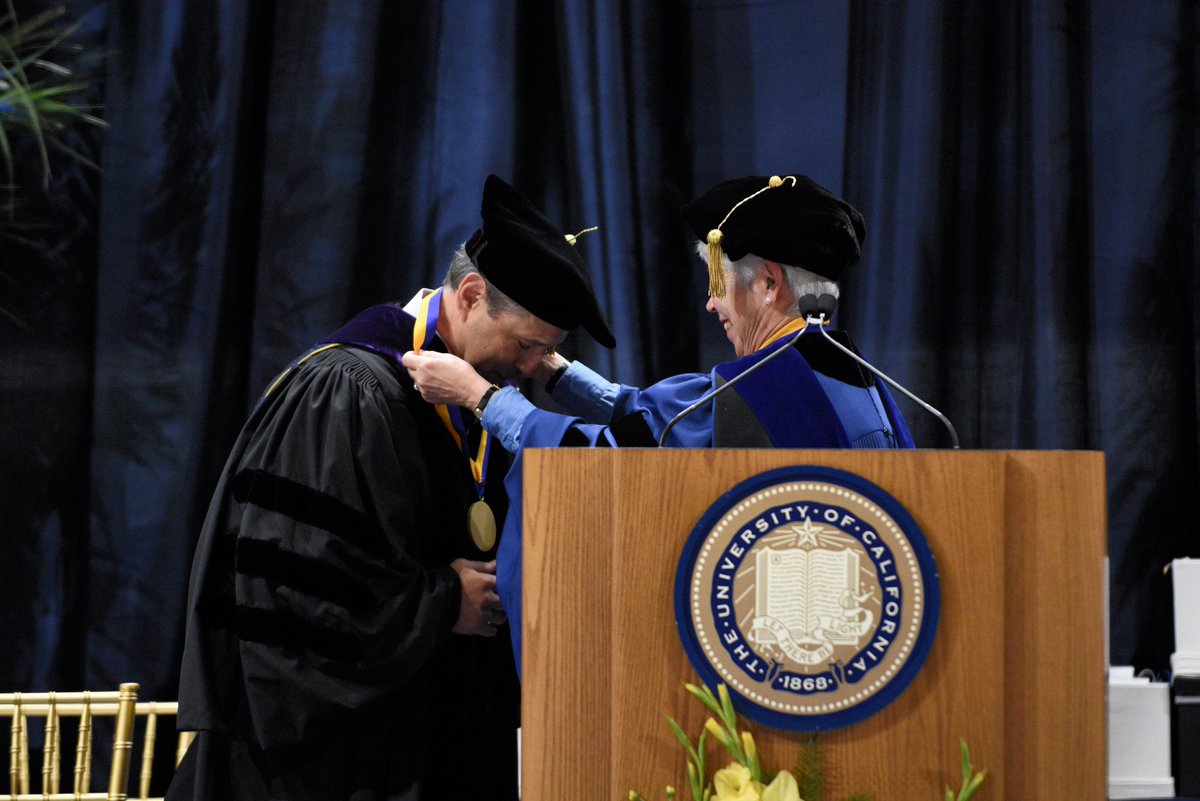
[168,332,518,801]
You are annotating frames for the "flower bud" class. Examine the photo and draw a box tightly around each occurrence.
[742,730,757,764]
[705,717,730,746]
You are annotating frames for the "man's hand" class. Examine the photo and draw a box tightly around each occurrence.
[401,351,493,408]
[535,351,569,386]
[450,558,507,636]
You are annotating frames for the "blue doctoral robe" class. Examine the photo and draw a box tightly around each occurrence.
[495,328,915,674]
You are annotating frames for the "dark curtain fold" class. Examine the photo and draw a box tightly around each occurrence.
[1,0,1196,710]
[1,0,107,695]
[1088,0,1199,670]
[844,0,1198,666]
[86,0,264,699]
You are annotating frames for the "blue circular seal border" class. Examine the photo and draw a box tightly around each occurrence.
[674,465,941,732]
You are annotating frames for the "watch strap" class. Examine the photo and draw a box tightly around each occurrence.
[473,384,502,420]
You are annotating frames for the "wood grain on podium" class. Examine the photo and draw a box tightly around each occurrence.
[520,450,1105,801]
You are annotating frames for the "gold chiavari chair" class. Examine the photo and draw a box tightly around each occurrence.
[0,682,196,801]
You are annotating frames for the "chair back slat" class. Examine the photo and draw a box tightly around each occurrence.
[9,695,21,793]
[19,709,30,792]
[75,697,93,794]
[1,684,190,801]
[106,682,138,801]
[43,693,59,793]
[138,710,158,799]
[0,691,124,705]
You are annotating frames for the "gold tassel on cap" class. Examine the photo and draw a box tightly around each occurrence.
[707,229,726,298]
[706,175,794,299]
[564,226,599,246]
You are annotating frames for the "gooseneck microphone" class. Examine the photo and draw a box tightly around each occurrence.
[807,315,960,448]
[658,308,960,448]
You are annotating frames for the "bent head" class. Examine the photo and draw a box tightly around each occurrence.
[440,175,613,377]
[444,257,568,382]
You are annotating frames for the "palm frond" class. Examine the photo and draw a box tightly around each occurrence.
[0,0,106,194]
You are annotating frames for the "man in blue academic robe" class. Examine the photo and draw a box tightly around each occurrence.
[403,174,914,674]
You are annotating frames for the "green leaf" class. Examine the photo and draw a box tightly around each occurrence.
[687,760,702,801]
[0,0,106,196]
[948,740,987,801]
[684,683,724,718]
[667,716,698,764]
[962,769,987,800]
[968,769,987,790]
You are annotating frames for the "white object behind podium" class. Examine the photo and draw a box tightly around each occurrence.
[1108,666,1176,799]
[1172,558,1200,676]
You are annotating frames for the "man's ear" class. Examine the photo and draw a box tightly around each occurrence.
[455,271,488,313]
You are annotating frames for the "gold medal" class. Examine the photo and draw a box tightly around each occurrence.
[468,500,497,551]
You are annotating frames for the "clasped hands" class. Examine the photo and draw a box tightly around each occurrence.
[450,558,507,637]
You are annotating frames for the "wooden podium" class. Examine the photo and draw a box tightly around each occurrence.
[520,449,1106,801]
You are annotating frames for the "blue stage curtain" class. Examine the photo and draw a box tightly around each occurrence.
[840,0,1198,669]
[0,0,1195,709]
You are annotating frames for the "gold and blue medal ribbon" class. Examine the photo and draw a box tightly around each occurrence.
[413,289,498,551]
[758,316,819,352]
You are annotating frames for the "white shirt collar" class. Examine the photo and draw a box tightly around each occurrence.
[400,287,436,318]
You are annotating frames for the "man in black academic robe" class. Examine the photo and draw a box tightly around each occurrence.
[167,175,614,801]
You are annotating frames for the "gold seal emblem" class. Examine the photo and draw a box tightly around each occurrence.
[676,466,939,731]
[468,499,497,551]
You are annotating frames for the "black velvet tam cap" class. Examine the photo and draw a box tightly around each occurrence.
[467,175,615,348]
[682,175,867,287]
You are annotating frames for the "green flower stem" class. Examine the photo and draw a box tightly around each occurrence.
[945,739,987,801]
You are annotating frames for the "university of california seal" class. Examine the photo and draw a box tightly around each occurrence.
[675,466,939,731]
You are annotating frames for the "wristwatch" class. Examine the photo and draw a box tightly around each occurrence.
[473,384,501,420]
[545,360,570,393]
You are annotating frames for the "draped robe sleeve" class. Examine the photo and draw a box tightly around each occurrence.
[173,331,519,800]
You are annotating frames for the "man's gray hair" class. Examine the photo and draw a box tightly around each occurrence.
[443,243,525,318]
[695,242,838,310]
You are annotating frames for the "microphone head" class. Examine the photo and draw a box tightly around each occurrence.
[798,293,838,320]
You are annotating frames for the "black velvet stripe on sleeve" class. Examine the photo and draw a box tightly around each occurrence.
[234,537,375,609]
[229,468,385,560]
[232,605,364,662]
[608,412,658,447]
